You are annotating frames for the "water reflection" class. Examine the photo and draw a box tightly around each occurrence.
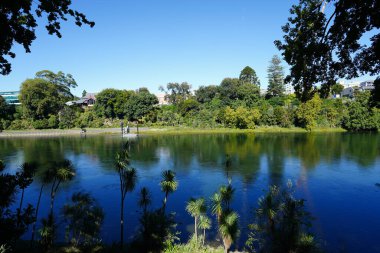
[0,133,379,252]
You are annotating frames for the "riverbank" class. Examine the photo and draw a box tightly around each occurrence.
[0,126,346,137]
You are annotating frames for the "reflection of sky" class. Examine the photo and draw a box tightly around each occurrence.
[1,134,379,252]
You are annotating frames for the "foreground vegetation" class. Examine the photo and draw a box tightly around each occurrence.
[0,148,321,253]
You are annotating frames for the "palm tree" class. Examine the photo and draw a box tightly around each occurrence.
[198,215,211,246]
[48,160,76,216]
[211,192,223,222]
[16,162,37,226]
[31,168,54,246]
[218,211,239,253]
[186,197,206,241]
[256,185,280,234]
[160,170,178,211]
[220,184,234,210]
[115,146,137,249]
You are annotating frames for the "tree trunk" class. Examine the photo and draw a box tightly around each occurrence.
[194,217,198,241]
[203,229,206,246]
[120,196,124,250]
[17,189,25,226]
[31,184,44,247]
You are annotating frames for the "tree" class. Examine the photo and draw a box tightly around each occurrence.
[267,55,285,97]
[159,82,192,105]
[331,83,344,96]
[186,198,206,241]
[0,1,94,75]
[19,79,63,120]
[46,160,76,217]
[139,187,152,215]
[160,170,178,211]
[370,78,380,108]
[246,181,318,253]
[198,215,211,246]
[212,183,239,253]
[178,99,200,116]
[295,94,322,130]
[124,88,158,121]
[35,70,77,99]
[220,78,241,102]
[82,90,87,98]
[115,144,137,249]
[15,162,36,226]
[94,89,131,119]
[219,211,239,253]
[195,85,219,103]
[275,0,379,102]
[63,192,104,248]
[239,66,260,86]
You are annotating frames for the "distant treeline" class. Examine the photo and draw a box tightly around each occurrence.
[0,64,379,132]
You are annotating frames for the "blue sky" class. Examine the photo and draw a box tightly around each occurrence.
[0,0,371,96]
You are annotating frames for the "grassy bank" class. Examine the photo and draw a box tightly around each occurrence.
[0,126,347,137]
[138,126,347,135]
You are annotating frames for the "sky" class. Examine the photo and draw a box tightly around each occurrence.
[0,0,373,97]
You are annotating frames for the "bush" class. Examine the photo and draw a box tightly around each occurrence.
[9,119,33,130]
[32,119,49,129]
[48,115,59,128]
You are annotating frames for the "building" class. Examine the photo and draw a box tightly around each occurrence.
[66,93,97,107]
[0,91,21,105]
[360,80,374,91]
[284,83,294,95]
[156,93,169,105]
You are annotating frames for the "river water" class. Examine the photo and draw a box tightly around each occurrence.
[1,133,379,252]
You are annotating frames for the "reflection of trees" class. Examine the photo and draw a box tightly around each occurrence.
[0,132,379,185]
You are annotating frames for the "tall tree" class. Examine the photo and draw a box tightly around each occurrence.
[267,55,285,97]
[35,70,77,99]
[275,0,379,102]
[159,82,192,105]
[198,215,211,245]
[160,170,178,211]
[115,144,137,249]
[16,162,36,226]
[0,1,94,75]
[239,66,260,86]
[186,197,206,241]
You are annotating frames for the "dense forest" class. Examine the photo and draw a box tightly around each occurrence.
[0,64,379,132]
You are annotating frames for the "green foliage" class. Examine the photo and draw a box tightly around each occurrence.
[223,106,261,129]
[331,84,344,96]
[267,55,285,97]
[276,0,379,102]
[63,192,104,248]
[59,106,80,129]
[20,79,63,120]
[164,235,224,253]
[246,181,319,253]
[239,66,260,86]
[178,99,200,116]
[195,85,219,103]
[0,1,94,75]
[32,119,49,129]
[343,91,379,131]
[295,95,322,130]
[160,82,192,105]
[94,89,130,119]
[124,89,158,121]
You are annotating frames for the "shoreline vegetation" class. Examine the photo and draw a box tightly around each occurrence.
[0,126,347,137]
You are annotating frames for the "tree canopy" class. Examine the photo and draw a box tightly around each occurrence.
[267,55,285,97]
[239,66,260,86]
[0,1,94,75]
[275,0,380,102]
